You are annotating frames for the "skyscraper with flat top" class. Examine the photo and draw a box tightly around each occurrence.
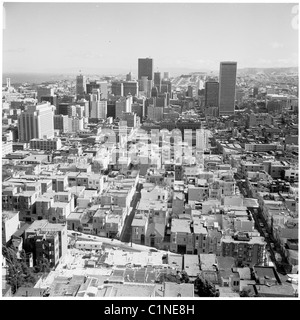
[205,81,219,107]
[218,62,237,116]
[138,58,153,80]
[154,72,161,92]
[18,102,55,142]
[76,74,86,97]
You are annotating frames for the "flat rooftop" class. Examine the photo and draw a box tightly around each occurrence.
[171,219,192,233]
[183,254,200,277]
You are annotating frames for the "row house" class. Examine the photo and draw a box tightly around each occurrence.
[92,206,127,238]
[136,199,169,226]
[131,215,165,249]
[67,172,104,191]
[131,216,148,245]
[193,218,222,255]
[2,186,40,223]
[241,161,265,175]
[221,233,266,267]
[35,191,74,223]
[141,185,169,202]
[170,219,194,254]
[24,220,67,267]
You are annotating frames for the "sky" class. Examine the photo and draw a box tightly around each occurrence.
[2,1,299,75]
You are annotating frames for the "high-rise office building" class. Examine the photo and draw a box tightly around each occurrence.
[205,81,219,107]
[86,81,100,94]
[187,86,193,98]
[123,81,139,96]
[138,58,153,81]
[107,101,116,119]
[146,80,153,98]
[111,81,124,96]
[37,87,54,102]
[76,98,90,118]
[57,103,70,116]
[76,74,87,96]
[163,72,170,80]
[99,82,108,99]
[89,89,107,119]
[161,79,172,94]
[151,87,158,98]
[91,88,101,101]
[126,72,133,81]
[139,76,148,92]
[154,72,161,92]
[37,87,57,108]
[54,115,69,133]
[218,62,237,116]
[18,102,55,142]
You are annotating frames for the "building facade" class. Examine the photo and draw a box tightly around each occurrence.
[218,62,237,116]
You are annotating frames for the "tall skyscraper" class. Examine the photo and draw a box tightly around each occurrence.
[205,81,219,107]
[218,62,237,116]
[18,102,55,142]
[161,79,172,94]
[99,82,108,99]
[76,74,86,97]
[90,100,107,119]
[138,58,153,80]
[154,72,161,92]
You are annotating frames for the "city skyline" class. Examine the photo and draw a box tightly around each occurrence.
[2,2,298,75]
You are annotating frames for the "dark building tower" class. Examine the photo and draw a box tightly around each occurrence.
[111,81,124,96]
[154,72,161,92]
[76,74,86,97]
[86,81,100,94]
[123,81,139,97]
[151,86,158,98]
[161,79,172,95]
[107,100,116,119]
[218,61,237,116]
[205,81,219,107]
[138,58,153,81]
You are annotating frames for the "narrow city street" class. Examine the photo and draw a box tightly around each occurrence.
[119,182,142,243]
[236,177,290,275]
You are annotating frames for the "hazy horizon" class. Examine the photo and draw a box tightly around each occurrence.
[3,2,298,75]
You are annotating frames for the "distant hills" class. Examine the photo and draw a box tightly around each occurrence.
[237,67,298,75]
[3,66,298,85]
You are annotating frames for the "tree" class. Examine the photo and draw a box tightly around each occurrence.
[2,245,38,294]
[240,286,254,297]
[194,275,220,297]
[180,271,190,283]
[35,257,51,273]
[158,273,180,284]
[157,271,190,284]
